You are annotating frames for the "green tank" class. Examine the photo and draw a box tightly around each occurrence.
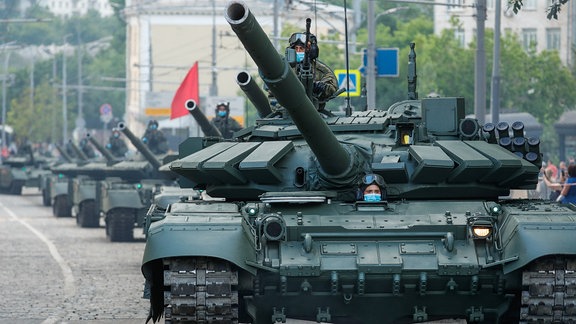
[141,2,576,323]
[0,144,51,195]
[67,133,121,228]
[49,141,91,218]
[97,122,177,242]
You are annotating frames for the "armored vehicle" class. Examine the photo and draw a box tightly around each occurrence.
[48,141,89,217]
[97,122,177,242]
[0,144,52,195]
[67,133,122,228]
[142,2,576,323]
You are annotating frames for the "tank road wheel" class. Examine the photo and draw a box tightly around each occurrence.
[53,196,71,218]
[163,257,239,324]
[106,208,134,242]
[8,182,23,195]
[520,256,576,323]
[42,189,51,206]
[76,200,99,228]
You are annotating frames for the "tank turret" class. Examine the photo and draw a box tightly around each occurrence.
[117,122,162,170]
[226,4,355,180]
[185,99,222,137]
[85,133,118,165]
[236,71,273,118]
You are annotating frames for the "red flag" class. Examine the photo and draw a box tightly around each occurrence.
[171,61,199,119]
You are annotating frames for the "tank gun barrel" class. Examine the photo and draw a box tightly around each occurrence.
[117,122,162,170]
[55,143,73,162]
[86,133,117,164]
[68,140,88,161]
[236,71,273,118]
[185,100,222,137]
[226,2,352,177]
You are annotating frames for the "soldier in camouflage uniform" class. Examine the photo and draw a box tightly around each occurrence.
[288,32,338,110]
[106,128,128,158]
[79,138,97,159]
[142,120,169,155]
[210,102,243,139]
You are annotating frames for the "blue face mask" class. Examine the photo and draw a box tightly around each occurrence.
[364,193,381,202]
[296,52,305,63]
[218,110,227,117]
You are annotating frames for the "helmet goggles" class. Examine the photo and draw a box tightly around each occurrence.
[289,33,308,47]
[362,174,385,187]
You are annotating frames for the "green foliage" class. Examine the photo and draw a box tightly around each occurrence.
[3,6,126,143]
[7,80,64,143]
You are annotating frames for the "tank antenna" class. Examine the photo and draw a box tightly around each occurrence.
[343,0,353,116]
[407,42,418,100]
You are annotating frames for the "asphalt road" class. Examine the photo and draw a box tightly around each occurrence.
[0,188,155,324]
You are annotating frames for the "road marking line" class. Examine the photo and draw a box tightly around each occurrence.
[0,202,76,298]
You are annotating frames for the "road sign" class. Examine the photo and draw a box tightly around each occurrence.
[100,103,112,115]
[361,48,399,77]
[334,69,361,97]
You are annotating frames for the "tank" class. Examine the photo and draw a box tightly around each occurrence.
[67,133,122,228]
[39,143,73,206]
[141,2,576,323]
[0,143,52,195]
[97,122,178,242]
[49,141,91,218]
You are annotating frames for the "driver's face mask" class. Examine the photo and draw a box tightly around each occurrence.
[296,52,305,63]
[364,193,381,202]
[218,110,227,117]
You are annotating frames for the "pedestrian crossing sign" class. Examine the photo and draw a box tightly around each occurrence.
[334,69,361,97]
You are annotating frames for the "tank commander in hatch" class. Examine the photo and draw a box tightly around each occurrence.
[287,31,338,110]
[142,119,169,155]
[210,101,243,139]
[106,128,128,158]
[357,173,387,202]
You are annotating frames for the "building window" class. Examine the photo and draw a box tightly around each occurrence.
[522,28,537,50]
[447,0,463,11]
[546,28,561,51]
[454,28,465,47]
[486,0,494,10]
[524,0,536,10]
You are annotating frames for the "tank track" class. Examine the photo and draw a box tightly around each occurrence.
[163,257,239,324]
[520,256,576,323]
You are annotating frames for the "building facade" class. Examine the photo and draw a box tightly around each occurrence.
[122,0,348,135]
[434,0,576,66]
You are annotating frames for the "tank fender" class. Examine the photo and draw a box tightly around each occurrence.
[9,169,28,181]
[103,190,146,209]
[142,220,257,275]
[501,221,576,274]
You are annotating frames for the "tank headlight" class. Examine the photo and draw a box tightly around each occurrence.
[262,215,286,241]
[472,226,492,238]
[469,219,494,239]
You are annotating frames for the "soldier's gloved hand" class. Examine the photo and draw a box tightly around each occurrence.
[106,143,111,149]
[313,81,327,96]
[142,137,148,143]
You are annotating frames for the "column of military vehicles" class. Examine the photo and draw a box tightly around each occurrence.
[2,1,575,323]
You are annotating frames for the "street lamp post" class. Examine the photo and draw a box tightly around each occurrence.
[1,41,17,156]
[62,34,72,144]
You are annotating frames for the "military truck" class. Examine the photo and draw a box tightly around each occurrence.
[141,3,576,323]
